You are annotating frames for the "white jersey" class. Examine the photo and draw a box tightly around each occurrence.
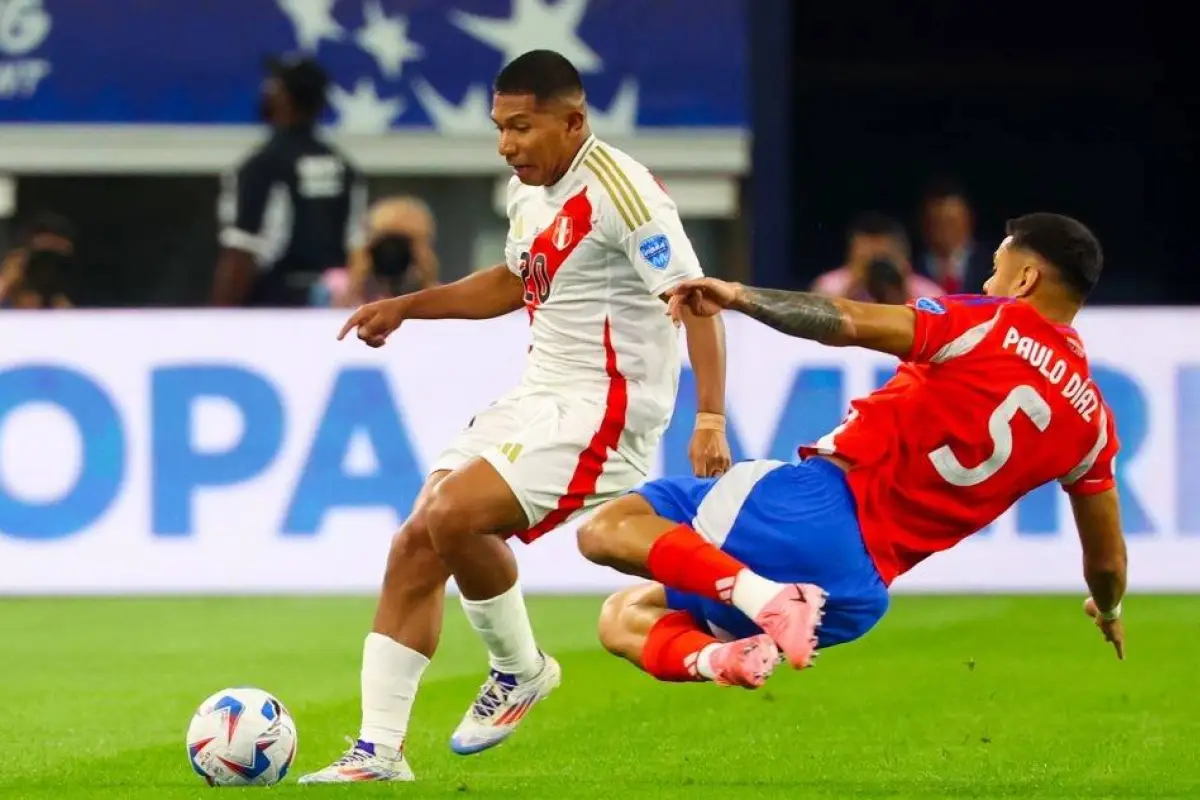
[502,134,704,449]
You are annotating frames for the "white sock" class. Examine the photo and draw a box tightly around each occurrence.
[459,580,543,681]
[695,643,720,681]
[359,632,429,752]
[731,569,785,619]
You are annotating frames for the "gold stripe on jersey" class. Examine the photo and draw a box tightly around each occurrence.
[584,147,652,231]
[587,146,652,228]
[570,137,598,172]
[583,155,641,230]
[593,146,653,223]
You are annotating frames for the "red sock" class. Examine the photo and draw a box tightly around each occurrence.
[646,524,747,603]
[641,611,717,682]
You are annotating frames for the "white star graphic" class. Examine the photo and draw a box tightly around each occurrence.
[328,78,405,133]
[355,0,424,79]
[411,79,494,135]
[276,0,344,52]
[450,0,602,73]
[588,78,639,136]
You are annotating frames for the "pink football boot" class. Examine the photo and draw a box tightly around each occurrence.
[704,634,780,689]
[753,583,828,669]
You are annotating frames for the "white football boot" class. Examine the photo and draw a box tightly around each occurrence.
[297,737,414,784]
[449,653,562,755]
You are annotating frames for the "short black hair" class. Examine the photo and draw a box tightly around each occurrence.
[493,49,583,101]
[848,211,910,259]
[1006,212,1103,300]
[266,54,329,118]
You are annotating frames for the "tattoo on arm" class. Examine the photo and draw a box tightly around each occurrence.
[737,287,847,343]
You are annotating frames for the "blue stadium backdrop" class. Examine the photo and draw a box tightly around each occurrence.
[0,0,747,131]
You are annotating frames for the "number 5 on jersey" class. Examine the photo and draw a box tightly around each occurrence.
[929,385,1052,487]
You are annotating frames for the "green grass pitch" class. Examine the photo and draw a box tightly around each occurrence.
[1,595,1197,799]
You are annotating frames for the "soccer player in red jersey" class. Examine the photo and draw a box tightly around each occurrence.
[576,213,1128,689]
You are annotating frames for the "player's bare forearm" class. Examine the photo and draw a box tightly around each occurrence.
[733,287,847,343]
[1084,559,1127,617]
[668,297,731,476]
[731,286,916,358]
[211,248,257,306]
[1071,489,1128,612]
[398,264,524,320]
[680,307,726,415]
[738,287,919,356]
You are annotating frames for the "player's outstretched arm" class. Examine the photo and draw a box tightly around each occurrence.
[1070,489,1128,659]
[667,278,917,358]
[338,264,525,347]
[673,304,732,477]
[394,263,525,321]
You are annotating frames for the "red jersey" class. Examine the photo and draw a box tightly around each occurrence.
[801,295,1119,584]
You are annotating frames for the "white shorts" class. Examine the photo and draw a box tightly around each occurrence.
[430,386,654,543]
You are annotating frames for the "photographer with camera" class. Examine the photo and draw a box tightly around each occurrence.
[0,212,78,309]
[811,212,942,304]
[310,195,439,308]
[864,254,911,305]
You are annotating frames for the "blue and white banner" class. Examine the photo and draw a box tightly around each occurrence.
[0,0,747,132]
[0,309,1196,594]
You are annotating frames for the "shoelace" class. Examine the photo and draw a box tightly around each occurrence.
[470,671,516,720]
[331,736,374,767]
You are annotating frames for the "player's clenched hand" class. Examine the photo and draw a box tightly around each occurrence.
[666,278,745,322]
[337,298,407,348]
[1084,596,1125,660]
[689,428,731,478]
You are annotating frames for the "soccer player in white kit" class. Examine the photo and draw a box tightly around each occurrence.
[299,49,731,783]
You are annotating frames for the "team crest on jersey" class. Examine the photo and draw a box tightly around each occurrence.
[638,234,672,270]
[914,296,946,314]
[551,217,574,250]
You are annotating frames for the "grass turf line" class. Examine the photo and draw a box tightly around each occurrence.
[0,595,1196,799]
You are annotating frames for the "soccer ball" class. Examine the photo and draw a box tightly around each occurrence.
[186,687,298,787]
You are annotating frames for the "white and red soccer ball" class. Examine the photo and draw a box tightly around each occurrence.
[186,687,298,787]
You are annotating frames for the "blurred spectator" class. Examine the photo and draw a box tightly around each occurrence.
[0,212,78,309]
[918,180,991,294]
[213,54,367,307]
[311,196,439,307]
[812,212,942,303]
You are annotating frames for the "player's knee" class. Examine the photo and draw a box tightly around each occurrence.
[422,466,526,548]
[383,517,445,592]
[421,484,468,546]
[576,499,627,565]
[597,589,634,656]
[388,518,434,563]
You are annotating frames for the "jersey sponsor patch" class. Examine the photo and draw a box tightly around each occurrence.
[638,234,672,270]
[914,296,946,314]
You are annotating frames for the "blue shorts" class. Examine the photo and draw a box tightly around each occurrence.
[633,458,889,648]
